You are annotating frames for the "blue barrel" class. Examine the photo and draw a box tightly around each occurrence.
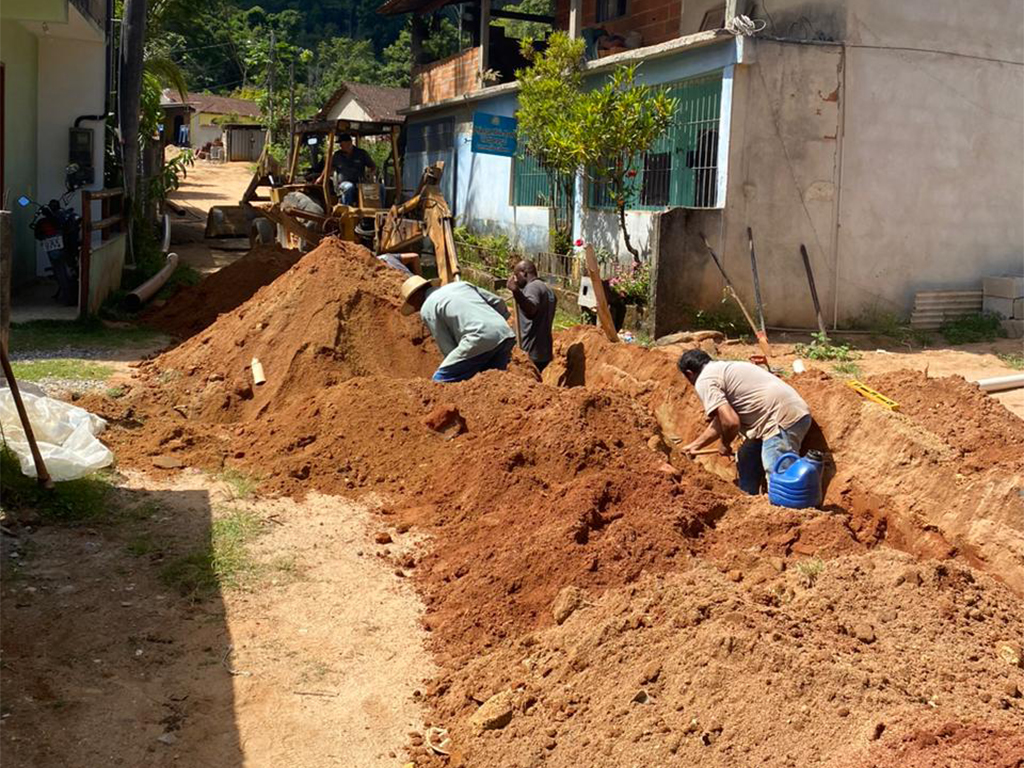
[768,450,825,509]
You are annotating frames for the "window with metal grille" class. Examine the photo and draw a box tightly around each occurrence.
[585,72,723,211]
[596,0,628,22]
[512,153,571,210]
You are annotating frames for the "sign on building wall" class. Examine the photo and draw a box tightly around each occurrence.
[471,112,517,157]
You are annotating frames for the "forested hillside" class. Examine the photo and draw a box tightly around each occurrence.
[150,0,551,121]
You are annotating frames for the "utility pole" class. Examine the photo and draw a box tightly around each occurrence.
[119,0,147,211]
[289,60,296,167]
[268,28,276,144]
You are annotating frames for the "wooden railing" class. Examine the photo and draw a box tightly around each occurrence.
[79,187,125,317]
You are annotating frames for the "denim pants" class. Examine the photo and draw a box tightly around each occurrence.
[735,414,813,495]
[338,181,357,205]
[432,338,515,383]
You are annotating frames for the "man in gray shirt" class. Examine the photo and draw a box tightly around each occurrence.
[507,260,556,372]
[677,349,812,494]
[400,275,516,383]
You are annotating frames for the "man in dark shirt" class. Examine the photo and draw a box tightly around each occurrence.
[507,260,557,372]
[330,134,376,205]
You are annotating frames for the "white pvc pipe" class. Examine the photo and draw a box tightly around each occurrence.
[977,374,1024,393]
[161,213,172,253]
[124,252,179,312]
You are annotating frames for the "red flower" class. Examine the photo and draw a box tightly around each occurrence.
[574,238,584,247]
[626,169,637,178]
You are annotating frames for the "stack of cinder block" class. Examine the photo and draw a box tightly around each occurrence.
[983,275,1024,339]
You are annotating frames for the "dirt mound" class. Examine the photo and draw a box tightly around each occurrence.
[143,244,303,338]
[413,553,1024,768]
[136,237,441,424]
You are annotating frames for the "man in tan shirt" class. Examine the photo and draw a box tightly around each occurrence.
[677,349,812,494]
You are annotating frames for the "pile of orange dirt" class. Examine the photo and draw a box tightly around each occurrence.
[141,244,303,338]
[128,237,442,425]
[82,255,1024,767]
[414,553,1024,768]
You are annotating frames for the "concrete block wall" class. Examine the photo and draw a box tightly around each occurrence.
[982,274,1024,339]
[983,276,1024,317]
[411,48,480,106]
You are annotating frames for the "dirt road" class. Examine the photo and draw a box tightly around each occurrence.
[168,155,257,274]
[0,471,434,767]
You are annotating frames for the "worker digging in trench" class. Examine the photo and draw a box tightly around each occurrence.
[506,260,557,374]
[400,275,516,383]
[676,349,813,495]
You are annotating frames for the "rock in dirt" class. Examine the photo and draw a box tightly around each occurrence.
[853,623,876,644]
[469,690,515,733]
[422,405,467,437]
[152,455,184,469]
[157,733,178,746]
[552,586,585,625]
[374,532,393,545]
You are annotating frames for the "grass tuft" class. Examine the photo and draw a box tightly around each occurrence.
[160,508,264,599]
[998,352,1024,371]
[940,312,1004,345]
[216,468,260,500]
[796,557,825,587]
[10,359,114,383]
[9,318,164,353]
[1,446,114,522]
[831,362,861,377]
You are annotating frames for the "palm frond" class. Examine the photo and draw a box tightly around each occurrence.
[144,55,189,102]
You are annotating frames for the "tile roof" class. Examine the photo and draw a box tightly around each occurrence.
[317,82,410,123]
[162,90,261,119]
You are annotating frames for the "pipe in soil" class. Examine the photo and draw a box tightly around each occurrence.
[123,252,179,312]
[161,214,171,253]
[977,373,1024,393]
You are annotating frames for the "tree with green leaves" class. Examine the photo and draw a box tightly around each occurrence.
[516,32,675,261]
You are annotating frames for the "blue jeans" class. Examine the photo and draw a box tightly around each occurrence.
[338,181,357,205]
[432,338,515,383]
[736,414,813,495]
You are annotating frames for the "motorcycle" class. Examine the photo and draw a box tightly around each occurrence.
[17,189,82,307]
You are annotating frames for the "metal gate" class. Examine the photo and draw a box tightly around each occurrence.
[225,127,267,162]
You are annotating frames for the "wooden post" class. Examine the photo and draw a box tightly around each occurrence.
[0,347,54,489]
[79,190,92,319]
[391,126,402,202]
[568,0,582,38]
[584,245,618,343]
[479,0,491,81]
[1,210,11,354]
[322,129,336,207]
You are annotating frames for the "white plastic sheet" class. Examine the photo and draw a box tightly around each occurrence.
[0,381,114,481]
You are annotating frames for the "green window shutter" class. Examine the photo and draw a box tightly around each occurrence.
[666,73,722,208]
[584,72,724,212]
[512,153,557,207]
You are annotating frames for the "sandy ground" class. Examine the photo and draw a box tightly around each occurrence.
[0,471,435,767]
[168,157,257,274]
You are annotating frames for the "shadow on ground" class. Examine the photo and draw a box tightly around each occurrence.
[0,469,243,767]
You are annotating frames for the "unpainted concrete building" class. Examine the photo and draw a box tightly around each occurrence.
[380,0,1023,333]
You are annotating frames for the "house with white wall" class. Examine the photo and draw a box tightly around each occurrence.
[316,81,410,123]
[1,0,111,291]
[160,91,261,150]
[379,0,1024,334]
